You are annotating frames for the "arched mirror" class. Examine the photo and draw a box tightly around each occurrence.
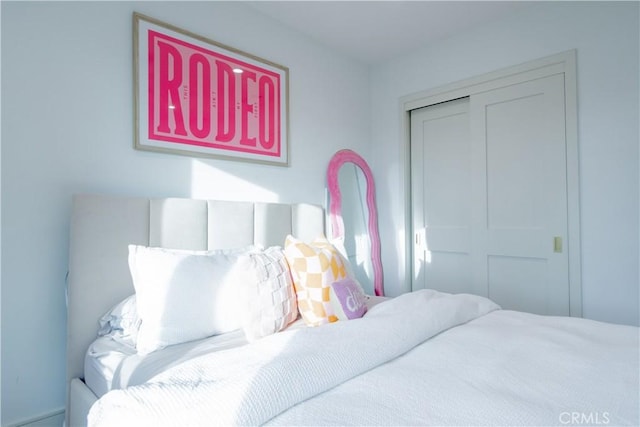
[327,149,384,296]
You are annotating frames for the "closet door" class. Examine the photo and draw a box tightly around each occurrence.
[410,98,472,295]
[411,74,569,316]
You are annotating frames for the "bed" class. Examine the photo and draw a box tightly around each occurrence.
[66,193,639,427]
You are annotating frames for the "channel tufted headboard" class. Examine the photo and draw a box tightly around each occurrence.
[65,193,325,422]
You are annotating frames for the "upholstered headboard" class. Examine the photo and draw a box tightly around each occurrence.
[66,193,325,399]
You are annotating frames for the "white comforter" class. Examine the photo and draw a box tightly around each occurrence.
[88,290,639,426]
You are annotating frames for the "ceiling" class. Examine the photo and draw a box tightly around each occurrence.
[245,1,534,65]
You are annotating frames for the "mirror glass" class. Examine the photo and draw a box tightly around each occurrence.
[338,163,373,291]
[327,149,384,296]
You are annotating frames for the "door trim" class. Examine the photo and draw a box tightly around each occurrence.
[400,49,582,317]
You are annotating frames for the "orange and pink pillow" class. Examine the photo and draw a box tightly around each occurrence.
[283,235,348,326]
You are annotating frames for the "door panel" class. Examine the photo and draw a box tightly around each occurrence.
[485,93,547,229]
[428,252,473,295]
[487,255,547,313]
[410,98,471,296]
[472,74,568,315]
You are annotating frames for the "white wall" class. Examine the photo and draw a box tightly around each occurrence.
[370,1,639,327]
[0,2,371,424]
[0,2,3,423]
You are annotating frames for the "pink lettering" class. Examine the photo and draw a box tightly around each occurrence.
[157,41,186,136]
[188,54,211,139]
[240,70,257,147]
[258,75,276,149]
[215,61,235,142]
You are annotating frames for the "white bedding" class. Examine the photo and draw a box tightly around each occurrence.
[84,295,390,399]
[269,309,639,426]
[87,290,639,426]
[84,329,249,398]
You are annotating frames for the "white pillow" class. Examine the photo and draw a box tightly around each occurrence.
[242,247,298,342]
[98,294,141,347]
[128,245,255,354]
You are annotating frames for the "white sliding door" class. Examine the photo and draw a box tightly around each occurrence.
[411,98,472,295]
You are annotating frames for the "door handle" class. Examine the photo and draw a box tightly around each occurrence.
[415,229,426,249]
[553,236,563,253]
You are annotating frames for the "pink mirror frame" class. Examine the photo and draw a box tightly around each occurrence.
[327,149,384,296]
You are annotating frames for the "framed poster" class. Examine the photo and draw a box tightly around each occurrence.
[133,13,289,166]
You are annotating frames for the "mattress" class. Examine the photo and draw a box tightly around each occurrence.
[85,295,389,398]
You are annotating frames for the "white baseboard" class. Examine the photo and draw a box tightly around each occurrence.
[6,409,65,427]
